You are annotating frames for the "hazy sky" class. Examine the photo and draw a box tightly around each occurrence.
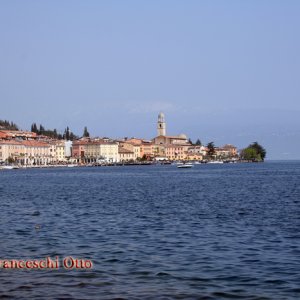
[1,1,300,159]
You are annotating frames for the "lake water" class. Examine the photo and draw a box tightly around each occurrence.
[0,162,300,299]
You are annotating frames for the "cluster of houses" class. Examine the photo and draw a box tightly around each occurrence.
[0,113,238,166]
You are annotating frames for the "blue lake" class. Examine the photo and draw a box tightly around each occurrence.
[0,162,300,299]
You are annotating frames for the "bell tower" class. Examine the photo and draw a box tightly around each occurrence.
[157,112,166,136]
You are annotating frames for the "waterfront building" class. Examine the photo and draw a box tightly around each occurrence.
[0,139,54,165]
[73,139,119,163]
[188,145,208,156]
[140,141,154,159]
[118,141,141,160]
[22,140,53,165]
[165,144,190,161]
[99,142,119,162]
[214,145,238,159]
[82,141,103,162]
[72,139,89,162]
[118,147,134,162]
[0,140,24,163]
[54,141,66,162]
[152,144,166,158]
[222,144,238,156]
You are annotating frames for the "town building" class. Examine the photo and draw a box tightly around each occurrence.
[118,140,141,160]
[165,144,190,161]
[140,141,154,159]
[0,139,53,165]
[118,147,134,162]
[22,140,53,165]
[73,139,119,163]
[215,144,238,159]
[188,145,208,156]
[53,141,66,162]
[0,140,24,163]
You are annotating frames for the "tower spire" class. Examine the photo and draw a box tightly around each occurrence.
[157,112,166,136]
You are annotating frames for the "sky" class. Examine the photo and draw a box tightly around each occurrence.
[0,0,300,159]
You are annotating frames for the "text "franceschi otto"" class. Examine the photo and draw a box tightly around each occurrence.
[0,257,93,269]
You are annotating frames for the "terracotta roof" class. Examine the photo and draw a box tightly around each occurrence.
[73,140,90,145]
[154,135,187,139]
[22,140,50,147]
[223,144,237,149]
[165,144,190,148]
[118,147,134,154]
[0,132,7,139]
[0,140,23,145]
[0,130,37,138]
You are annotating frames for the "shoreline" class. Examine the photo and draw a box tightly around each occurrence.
[0,160,264,170]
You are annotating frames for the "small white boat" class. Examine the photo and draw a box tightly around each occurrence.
[2,166,14,170]
[67,164,78,168]
[208,161,223,164]
[177,163,193,168]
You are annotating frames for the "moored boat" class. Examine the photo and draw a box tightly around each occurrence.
[2,166,15,170]
[177,163,193,168]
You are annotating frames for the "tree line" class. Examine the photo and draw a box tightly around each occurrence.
[30,123,91,140]
[0,119,19,130]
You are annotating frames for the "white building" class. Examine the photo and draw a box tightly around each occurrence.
[99,142,119,162]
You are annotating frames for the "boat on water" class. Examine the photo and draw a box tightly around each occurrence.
[1,165,19,170]
[177,163,193,168]
[208,161,224,164]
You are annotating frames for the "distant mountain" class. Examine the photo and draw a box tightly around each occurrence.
[0,119,19,131]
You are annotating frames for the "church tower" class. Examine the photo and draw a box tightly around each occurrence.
[157,112,166,136]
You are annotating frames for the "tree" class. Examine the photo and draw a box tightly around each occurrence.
[69,132,78,141]
[64,126,70,140]
[240,142,266,161]
[188,138,193,145]
[53,129,58,139]
[83,126,90,138]
[31,123,38,133]
[39,124,45,134]
[195,139,202,146]
[207,142,215,157]
[250,142,266,161]
[241,147,258,161]
[7,156,15,164]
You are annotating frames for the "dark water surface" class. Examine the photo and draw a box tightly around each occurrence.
[0,162,300,299]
